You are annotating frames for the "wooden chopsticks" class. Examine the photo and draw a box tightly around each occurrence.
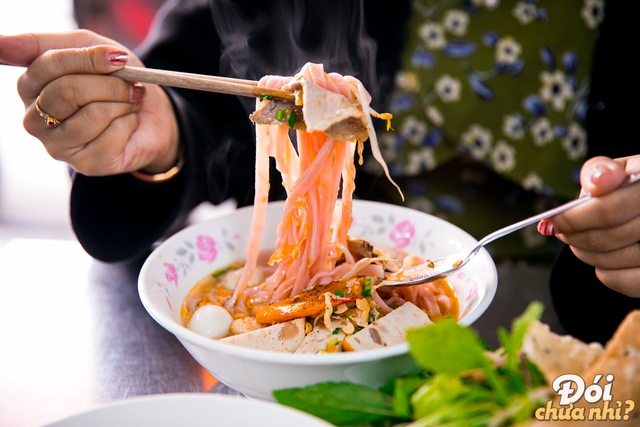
[111,66,295,102]
[0,62,295,102]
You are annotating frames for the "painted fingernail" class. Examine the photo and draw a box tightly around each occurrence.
[537,219,557,236]
[108,50,128,66]
[590,166,611,184]
[130,82,146,102]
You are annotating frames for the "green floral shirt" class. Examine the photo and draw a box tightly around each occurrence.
[368,0,604,261]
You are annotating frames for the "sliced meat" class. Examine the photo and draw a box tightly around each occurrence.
[347,237,376,261]
[219,318,305,352]
[300,79,367,141]
[343,302,432,351]
[249,100,305,130]
[295,324,346,354]
[229,316,266,335]
[249,78,369,142]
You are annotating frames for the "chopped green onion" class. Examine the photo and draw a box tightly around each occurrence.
[259,95,273,101]
[334,290,345,297]
[363,277,373,297]
[332,307,338,313]
[363,285,372,297]
[332,328,341,335]
[369,314,377,323]
[288,111,296,128]
[276,110,285,121]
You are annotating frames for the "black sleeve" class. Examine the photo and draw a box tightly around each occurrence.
[550,246,640,345]
[70,0,256,263]
[70,0,411,263]
[549,0,640,344]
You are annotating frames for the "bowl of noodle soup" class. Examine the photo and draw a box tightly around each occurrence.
[138,199,497,400]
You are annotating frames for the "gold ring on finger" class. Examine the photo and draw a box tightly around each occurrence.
[35,96,63,128]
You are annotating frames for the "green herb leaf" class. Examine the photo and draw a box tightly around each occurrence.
[526,358,547,388]
[406,318,489,374]
[334,290,345,297]
[275,304,548,427]
[411,399,497,427]
[379,368,427,395]
[332,328,340,335]
[501,301,543,373]
[411,373,494,420]
[406,317,511,404]
[391,376,430,419]
[273,382,396,426]
[499,301,544,393]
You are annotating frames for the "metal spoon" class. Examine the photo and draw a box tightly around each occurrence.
[380,173,640,287]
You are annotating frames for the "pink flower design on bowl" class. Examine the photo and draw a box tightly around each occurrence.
[389,220,415,248]
[196,235,218,263]
[164,262,178,287]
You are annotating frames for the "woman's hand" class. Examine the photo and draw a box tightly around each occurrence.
[0,30,179,176]
[538,155,640,297]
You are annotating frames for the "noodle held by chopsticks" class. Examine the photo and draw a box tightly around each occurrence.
[226,63,413,315]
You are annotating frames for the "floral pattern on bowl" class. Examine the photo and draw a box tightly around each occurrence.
[152,228,243,318]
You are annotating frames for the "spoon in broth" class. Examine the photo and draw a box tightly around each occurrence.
[381,173,640,288]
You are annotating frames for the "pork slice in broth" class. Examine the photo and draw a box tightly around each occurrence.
[249,78,369,142]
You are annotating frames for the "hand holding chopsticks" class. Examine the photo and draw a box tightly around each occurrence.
[0,29,296,180]
[110,66,296,102]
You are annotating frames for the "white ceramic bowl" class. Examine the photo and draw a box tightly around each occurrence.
[43,393,333,427]
[138,200,497,400]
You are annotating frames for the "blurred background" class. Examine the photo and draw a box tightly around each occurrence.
[0,0,167,250]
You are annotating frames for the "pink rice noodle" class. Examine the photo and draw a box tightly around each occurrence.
[373,291,394,314]
[436,294,452,310]
[372,281,452,319]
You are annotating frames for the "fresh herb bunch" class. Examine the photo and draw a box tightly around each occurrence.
[273,302,550,427]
